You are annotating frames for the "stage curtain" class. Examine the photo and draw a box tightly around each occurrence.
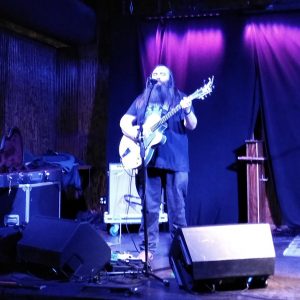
[246,13,300,228]
[137,17,258,225]
[135,13,300,227]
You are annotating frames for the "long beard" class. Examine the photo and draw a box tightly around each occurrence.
[149,83,171,105]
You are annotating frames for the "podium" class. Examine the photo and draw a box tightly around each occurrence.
[238,140,273,224]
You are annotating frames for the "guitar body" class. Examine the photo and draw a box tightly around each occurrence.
[119,136,142,169]
[143,123,167,165]
[119,119,167,169]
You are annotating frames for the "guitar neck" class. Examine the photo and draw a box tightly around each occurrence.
[150,103,182,132]
[150,93,195,132]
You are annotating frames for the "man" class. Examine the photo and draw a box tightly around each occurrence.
[120,65,197,262]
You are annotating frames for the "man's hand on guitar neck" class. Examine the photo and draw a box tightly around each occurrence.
[180,96,192,113]
[180,97,198,130]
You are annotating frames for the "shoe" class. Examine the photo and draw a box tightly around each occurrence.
[137,250,154,262]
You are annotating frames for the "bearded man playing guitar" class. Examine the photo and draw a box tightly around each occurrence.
[120,65,208,262]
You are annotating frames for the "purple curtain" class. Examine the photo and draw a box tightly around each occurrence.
[245,13,300,228]
[108,12,300,227]
[136,13,300,227]
[137,17,257,225]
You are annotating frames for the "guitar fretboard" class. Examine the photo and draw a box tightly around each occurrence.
[148,77,214,132]
[150,104,182,132]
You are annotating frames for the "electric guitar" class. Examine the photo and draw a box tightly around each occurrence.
[119,76,214,170]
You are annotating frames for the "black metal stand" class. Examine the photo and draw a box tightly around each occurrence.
[137,80,169,287]
[100,78,169,288]
[93,79,170,289]
[138,132,169,287]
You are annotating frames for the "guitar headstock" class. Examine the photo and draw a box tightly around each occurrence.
[191,76,215,100]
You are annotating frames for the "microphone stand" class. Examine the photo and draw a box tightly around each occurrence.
[138,80,169,286]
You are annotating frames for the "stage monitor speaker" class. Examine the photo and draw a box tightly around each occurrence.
[0,227,22,267]
[169,223,275,291]
[17,216,111,279]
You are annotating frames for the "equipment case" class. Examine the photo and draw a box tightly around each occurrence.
[0,181,61,226]
[0,127,62,226]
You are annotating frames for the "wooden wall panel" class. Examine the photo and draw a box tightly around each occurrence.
[0,27,109,213]
[0,31,8,130]
[0,30,56,155]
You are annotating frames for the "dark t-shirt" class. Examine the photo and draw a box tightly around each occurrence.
[126,92,191,172]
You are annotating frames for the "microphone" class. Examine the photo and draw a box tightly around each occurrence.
[148,77,158,85]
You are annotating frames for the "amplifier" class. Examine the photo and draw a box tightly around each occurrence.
[104,163,168,224]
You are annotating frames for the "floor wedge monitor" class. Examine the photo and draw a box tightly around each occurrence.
[169,223,275,291]
[17,216,111,279]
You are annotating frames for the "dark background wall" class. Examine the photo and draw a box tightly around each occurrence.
[1,0,300,226]
[107,9,300,227]
[0,0,110,213]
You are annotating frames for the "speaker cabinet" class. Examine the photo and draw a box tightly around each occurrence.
[169,223,275,291]
[0,227,22,267]
[17,217,111,279]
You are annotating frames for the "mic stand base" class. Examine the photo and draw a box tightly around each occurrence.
[143,267,170,287]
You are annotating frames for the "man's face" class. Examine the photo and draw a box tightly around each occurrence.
[151,66,170,84]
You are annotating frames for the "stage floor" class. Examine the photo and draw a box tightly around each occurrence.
[1,223,300,300]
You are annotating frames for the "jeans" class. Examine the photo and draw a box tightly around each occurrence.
[136,167,188,253]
